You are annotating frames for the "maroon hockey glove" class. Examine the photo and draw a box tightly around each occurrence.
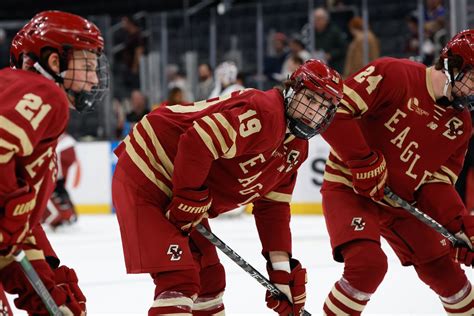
[0,259,84,315]
[347,149,388,201]
[0,185,36,252]
[447,215,474,266]
[54,266,86,313]
[265,259,307,316]
[166,188,212,233]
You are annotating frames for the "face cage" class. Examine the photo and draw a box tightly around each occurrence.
[64,53,110,113]
[452,68,474,112]
[286,88,337,140]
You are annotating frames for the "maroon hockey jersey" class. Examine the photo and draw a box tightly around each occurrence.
[0,68,69,227]
[322,57,472,205]
[114,88,309,253]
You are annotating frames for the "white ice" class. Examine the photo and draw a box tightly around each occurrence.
[8,214,472,315]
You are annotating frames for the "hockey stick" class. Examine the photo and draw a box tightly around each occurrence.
[384,187,469,248]
[13,250,62,316]
[195,224,311,316]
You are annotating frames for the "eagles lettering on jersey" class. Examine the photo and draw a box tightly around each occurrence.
[322,58,472,202]
[0,68,69,226]
[115,88,309,253]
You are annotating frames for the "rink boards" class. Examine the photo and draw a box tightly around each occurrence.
[68,136,330,214]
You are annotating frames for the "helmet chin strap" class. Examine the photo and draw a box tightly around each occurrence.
[283,87,295,105]
[442,58,453,98]
[33,62,56,81]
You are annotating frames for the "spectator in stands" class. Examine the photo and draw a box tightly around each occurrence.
[115,16,146,100]
[264,32,289,85]
[126,89,149,123]
[196,63,214,101]
[157,87,187,108]
[343,16,380,78]
[312,7,347,73]
[121,89,149,137]
[167,64,194,101]
[404,14,420,58]
[279,36,311,81]
[425,0,446,23]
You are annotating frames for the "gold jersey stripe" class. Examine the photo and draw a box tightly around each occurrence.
[332,285,365,312]
[442,284,473,310]
[124,136,172,198]
[330,149,344,161]
[141,116,174,175]
[343,85,369,115]
[440,165,458,184]
[284,134,296,144]
[193,121,219,159]
[336,106,352,115]
[263,191,292,203]
[202,116,230,156]
[0,115,33,156]
[324,296,350,316]
[193,292,224,310]
[152,296,194,308]
[0,138,18,163]
[339,98,356,115]
[323,172,353,188]
[213,113,237,159]
[427,171,452,185]
[132,126,171,181]
[425,68,436,102]
[326,159,351,175]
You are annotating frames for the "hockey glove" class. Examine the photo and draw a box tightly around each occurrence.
[54,266,86,313]
[446,215,474,266]
[347,149,388,201]
[1,259,84,315]
[0,185,36,252]
[166,188,212,233]
[265,259,307,316]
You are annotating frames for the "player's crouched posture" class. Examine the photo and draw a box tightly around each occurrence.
[112,59,343,315]
[0,11,108,315]
[320,29,474,315]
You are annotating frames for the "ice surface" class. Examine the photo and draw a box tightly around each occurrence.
[8,214,472,315]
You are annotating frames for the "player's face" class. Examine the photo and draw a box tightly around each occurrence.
[288,88,333,129]
[62,50,99,96]
[452,68,474,99]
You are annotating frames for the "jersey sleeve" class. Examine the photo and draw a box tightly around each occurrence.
[172,94,282,193]
[0,83,68,206]
[252,171,299,256]
[322,59,405,162]
[415,135,470,226]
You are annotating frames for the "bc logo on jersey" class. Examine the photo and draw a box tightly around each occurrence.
[167,244,183,261]
[351,217,366,231]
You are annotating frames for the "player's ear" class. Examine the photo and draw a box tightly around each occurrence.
[47,52,61,74]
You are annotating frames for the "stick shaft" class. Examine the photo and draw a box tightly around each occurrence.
[14,250,62,316]
[195,224,311,316]
[384,188,468,248]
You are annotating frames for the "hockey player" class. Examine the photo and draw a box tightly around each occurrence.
[42,133,79,230]
[0,10,108,315]
[208,61,245,98]
[320,29,474,315]
[112,59,343,315]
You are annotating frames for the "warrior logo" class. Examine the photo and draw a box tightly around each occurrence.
[167,244,183,261]
[351,217,366,231]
